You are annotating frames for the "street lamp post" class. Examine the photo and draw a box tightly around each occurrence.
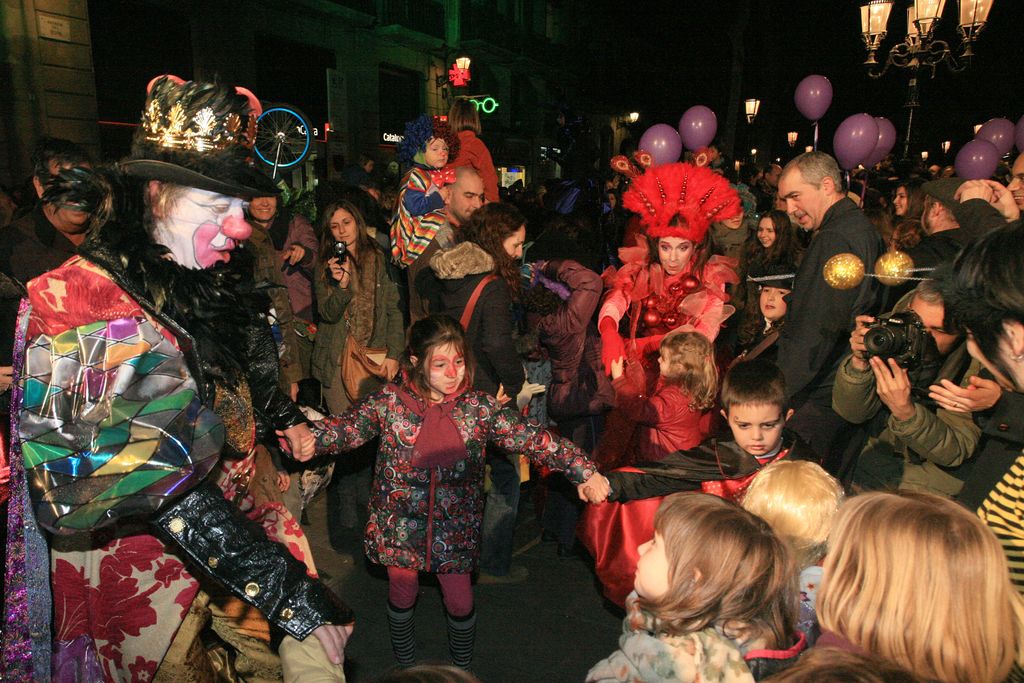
[859,0,994,160]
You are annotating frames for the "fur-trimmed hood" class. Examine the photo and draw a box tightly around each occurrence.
[429,241,494,280]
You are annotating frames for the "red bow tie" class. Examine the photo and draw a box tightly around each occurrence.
[429,166,456,188]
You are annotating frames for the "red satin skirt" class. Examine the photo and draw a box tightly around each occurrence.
[578,467,663,608]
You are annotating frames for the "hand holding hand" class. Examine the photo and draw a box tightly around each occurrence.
[599,320,625,377]
[610,357,625,381]
[280,423,316,462]
[849,315,876,371]
[283,244,307,266]
[276,470,291,493]
[870,356,915,421]
[929,375,1003,414]
[578,472,610,503]
[312,623,354,666]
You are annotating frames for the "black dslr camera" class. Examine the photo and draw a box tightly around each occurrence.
[862,310,927,368]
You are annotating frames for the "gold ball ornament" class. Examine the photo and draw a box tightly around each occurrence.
[874,250,915,287]
[822,253,866,290]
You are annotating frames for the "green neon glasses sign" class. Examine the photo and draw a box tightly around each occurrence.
[469,97,500,115]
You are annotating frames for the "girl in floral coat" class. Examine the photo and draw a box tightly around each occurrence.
[310,314,610,669]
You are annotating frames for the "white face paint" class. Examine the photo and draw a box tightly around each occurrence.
[151,187,252,269]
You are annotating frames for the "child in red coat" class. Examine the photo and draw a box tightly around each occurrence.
[608,330,716,463]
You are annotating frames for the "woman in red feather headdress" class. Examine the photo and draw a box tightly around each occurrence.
[595,157,742,468]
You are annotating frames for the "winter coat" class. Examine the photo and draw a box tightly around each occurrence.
[534,259,613,420]
[311,247,404,389]
[612,372,710,462]
[587,593,805,682]
[312,383,598,573]
[776,198,882,404]
[430,241,525,395]
[0,205,79,365]
[833,342,981,497]
[266,211,318,322]
[450,130,499,203]
[248,226,304,388]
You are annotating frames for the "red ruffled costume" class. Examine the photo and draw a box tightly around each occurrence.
[595,161,741,469]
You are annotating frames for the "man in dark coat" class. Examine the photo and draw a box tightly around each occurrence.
[776,151,882,479]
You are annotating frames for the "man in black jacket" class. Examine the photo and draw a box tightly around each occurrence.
[776,152,882,480]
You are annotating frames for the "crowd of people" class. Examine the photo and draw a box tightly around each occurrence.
[3,74,1024,683]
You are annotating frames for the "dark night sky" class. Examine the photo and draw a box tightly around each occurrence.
[88,0,1024,163]
[576,0,1024,161]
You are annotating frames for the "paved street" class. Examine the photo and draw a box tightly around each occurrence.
[303,483,623,682]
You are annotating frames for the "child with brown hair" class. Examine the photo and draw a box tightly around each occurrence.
[306,315,610,669]
[581,359,820,608]
[608,330,717,463]
[586,493,806,682]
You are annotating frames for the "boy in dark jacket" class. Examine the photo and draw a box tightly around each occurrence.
[580,359,819,607]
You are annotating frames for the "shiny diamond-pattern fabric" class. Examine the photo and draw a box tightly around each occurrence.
[19,315,223,532]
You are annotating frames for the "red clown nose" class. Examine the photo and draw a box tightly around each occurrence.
[221,214,252,241]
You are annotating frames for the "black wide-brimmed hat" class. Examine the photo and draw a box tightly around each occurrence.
[121,75,278,198]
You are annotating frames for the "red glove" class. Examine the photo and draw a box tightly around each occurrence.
[599,317,625,376]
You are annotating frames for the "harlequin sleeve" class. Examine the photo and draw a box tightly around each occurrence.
[487,404,597,485]
[18,314,223,533]
[310,389,384,455]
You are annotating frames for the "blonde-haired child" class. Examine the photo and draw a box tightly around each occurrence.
[609,330,717,462]
[742,460,844,645]
[817,491,1024,683]
[587,493,806,682]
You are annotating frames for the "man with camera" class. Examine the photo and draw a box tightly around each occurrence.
[832,279,982,496]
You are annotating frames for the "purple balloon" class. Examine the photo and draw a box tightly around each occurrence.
[639,124,682,167]
[1016,115,1024,154]
[955,139,1000,180]
[861,117,898,168]
[832,114,879,170]
[794,75,833,122]
[977,117,1015,157]
[678,105,718,151]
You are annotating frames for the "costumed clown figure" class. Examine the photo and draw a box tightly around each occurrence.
[594,157,741,469]
[599,156,742,368]
[2,76,352,682]
[390,114,461,267]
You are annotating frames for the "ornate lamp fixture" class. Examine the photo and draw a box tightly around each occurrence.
[859,0,994,158]
[787,131,799,147]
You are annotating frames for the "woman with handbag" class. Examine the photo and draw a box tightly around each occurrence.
[429,202,544,583]
[312,199,404,534]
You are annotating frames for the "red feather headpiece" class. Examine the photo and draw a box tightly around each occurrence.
[621,162,742,243]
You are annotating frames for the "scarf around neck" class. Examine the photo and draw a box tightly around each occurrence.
[394,384,469,468]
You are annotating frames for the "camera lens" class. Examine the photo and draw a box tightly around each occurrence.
[864,326,906,358]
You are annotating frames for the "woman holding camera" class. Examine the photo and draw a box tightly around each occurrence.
[313,199,404,414]
[313,200,405,533]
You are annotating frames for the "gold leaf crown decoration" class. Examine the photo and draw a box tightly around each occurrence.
[139,76,259,154]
